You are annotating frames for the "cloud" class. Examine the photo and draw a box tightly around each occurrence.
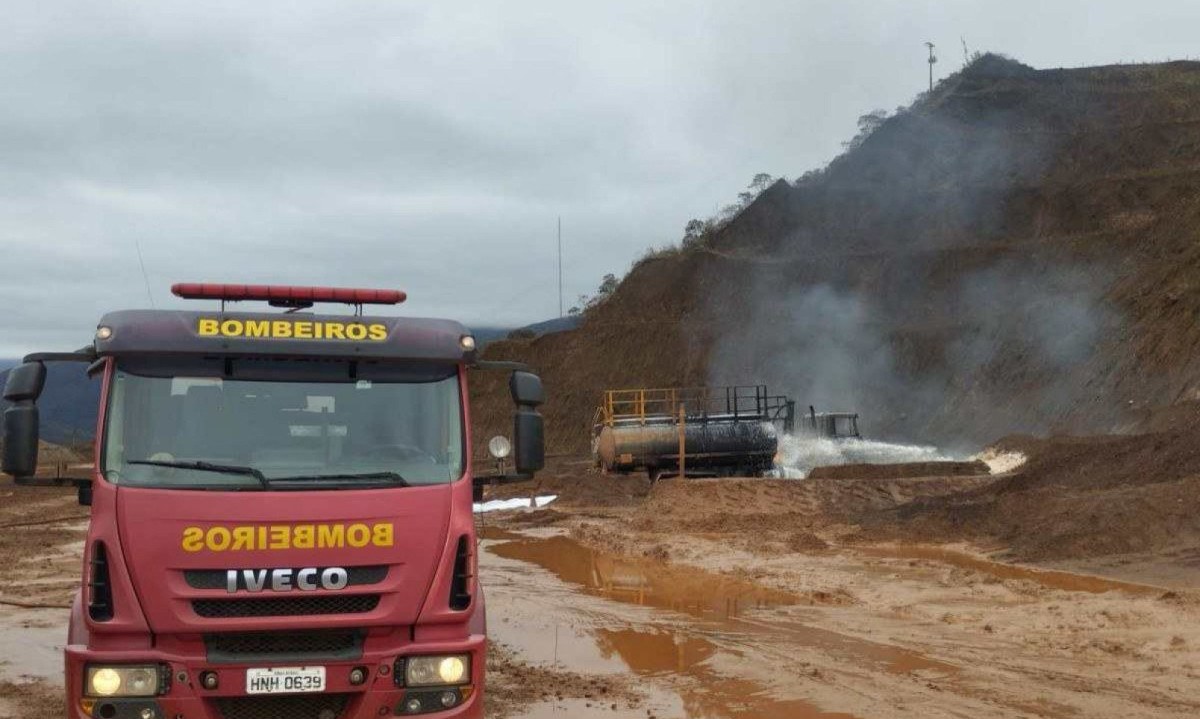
[2,0,1200,355]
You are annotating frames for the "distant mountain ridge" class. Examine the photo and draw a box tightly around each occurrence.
[470,316,580,348]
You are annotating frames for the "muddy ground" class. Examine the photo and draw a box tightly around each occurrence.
[2,460,1198,719]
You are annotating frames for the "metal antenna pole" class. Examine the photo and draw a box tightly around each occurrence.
[926,42,937,92]
[134,239,155,308]
[557,216,563,318]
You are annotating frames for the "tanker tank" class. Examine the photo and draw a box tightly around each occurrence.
[591,386,795,480]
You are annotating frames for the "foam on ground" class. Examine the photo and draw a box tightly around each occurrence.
[973,448,1028,474]
[474,495,558,513]
[774,435,953,478]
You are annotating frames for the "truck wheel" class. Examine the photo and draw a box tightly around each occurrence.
[647,467,662,483]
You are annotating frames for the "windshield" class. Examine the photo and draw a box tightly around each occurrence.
[102,360,464,489]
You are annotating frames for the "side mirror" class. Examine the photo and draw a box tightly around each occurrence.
[509,371,544,407]
[2,362,46,478]
[513,407,544,475]
[511,371,545,475]
[3,362,46,402]
[472,370,545,490]
[2,405,40,477]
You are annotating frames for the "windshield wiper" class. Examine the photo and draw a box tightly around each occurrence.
[126,460,270,489]
[269,471,410,487]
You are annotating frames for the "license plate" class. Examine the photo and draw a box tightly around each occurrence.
[246,666,326,695]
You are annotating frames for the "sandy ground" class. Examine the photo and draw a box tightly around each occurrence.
[2,469,1198,719]
[481,466,1200,719]
[0,485,87,718]
[479,521,1200,718]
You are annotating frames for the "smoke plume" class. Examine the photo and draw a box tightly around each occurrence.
[702,73,1120,450]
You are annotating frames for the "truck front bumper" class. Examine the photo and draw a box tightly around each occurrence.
[64,635,485,719]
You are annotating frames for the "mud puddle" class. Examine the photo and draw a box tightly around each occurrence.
[490,534,954,675]
[486,533,959,718]
[593,627,858,719]
[857,545,1162,595]
[489,534,797,620]
[0,610,64,685]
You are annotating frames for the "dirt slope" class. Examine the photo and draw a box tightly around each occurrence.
[860,429,1200,562]
[474,56,1200,456]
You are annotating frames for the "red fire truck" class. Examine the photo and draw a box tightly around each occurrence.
[1,283,544,719]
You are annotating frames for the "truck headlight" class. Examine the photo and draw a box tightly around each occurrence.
[86,665,164,697]
[402,655,470,686]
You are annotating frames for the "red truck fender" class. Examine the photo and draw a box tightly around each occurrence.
[469,584,487,637]
[67,589,89,646]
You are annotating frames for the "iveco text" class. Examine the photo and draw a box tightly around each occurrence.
[225,567,350,592]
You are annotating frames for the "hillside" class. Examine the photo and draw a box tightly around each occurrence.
[474,56,1200,456]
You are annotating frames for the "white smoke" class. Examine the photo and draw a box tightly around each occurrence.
[772,433,953,478]
[701,97,1121,448]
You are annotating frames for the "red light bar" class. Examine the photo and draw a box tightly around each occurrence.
[171,283,406,306]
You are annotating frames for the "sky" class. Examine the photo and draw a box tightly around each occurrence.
[3,0,1200,356]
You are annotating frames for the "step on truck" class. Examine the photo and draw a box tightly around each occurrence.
[1,283,545,719]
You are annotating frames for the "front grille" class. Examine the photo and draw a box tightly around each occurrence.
[214,693,350,719]
[185,566,388,590]
[205,631,362,663]
[193,594,380,618]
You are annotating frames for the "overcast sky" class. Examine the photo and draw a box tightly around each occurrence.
[3,0,1200,356]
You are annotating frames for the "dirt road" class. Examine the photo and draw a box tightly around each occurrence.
[480,519,1200,718]
[479,465,1200,719]
[3,476,1199,719]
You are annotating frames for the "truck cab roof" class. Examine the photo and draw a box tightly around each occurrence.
[92,309,475,363]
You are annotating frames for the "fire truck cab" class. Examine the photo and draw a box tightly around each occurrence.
[1,283,544,719]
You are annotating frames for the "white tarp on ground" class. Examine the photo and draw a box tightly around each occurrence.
[473,495,558,513]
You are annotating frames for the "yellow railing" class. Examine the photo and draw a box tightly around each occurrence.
[595,386,766,426]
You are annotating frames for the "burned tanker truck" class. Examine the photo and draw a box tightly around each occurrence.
[591,386,795,480]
